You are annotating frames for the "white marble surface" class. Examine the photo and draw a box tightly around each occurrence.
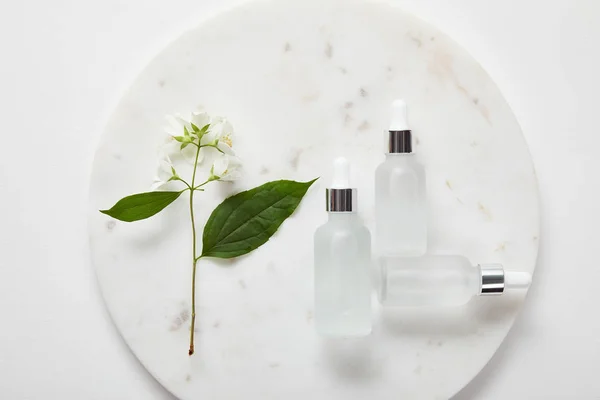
[88,0,539,399]
[8,0,600,399]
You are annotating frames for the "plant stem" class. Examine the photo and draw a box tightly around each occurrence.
[191,142,225,154]
[188,143,202,356]
[187,140,214,355]
[176,178,192,191]
[193,180,212,191]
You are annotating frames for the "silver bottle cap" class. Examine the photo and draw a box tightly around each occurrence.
[326,188,357,212]
[388,130,413,153]
[479,264,505,295]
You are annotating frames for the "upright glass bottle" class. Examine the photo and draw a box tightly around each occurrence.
[378,255,532,307]
[314,157,372,337]
[375,99,427,256]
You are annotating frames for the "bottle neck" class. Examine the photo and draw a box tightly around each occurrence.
[327,212,357,222]
[385,152,414,158]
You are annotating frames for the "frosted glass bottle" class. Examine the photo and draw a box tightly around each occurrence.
[375,99,427,256]
[314,158,372,337]
[378,255,532,307]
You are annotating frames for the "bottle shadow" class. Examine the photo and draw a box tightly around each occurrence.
[317,293,525,382]
[319,336,381,381]
[378,293,525,336]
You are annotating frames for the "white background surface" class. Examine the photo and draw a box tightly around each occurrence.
[0,0,598,399]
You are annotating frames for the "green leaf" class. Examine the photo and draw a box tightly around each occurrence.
[190,122,200,133]
[201,178,318,259]
[100,191,183,222]
[198,124,210,136]
[180,142,189,150]
[184,126,191,137]
[173,136,185,143]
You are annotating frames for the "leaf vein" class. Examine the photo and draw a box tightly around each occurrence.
[210,193,300,248]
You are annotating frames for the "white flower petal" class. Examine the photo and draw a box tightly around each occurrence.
[163,111,236,172]
[160,136,180,154]
[220,170,242,181]
[174,114,192,128]
[165,115,188,136]
[208,115,224,129]
[154,148,177,182]
[164,119,179,136]
[212,155,242,181]
[151,178,167,191]
[157,161,173,181]
[220,119,234,136]
[191,111,210,130]
[208,117,234,139]
[217,141,235,155]
[211,155,229,178]
[161,152,173,167]
[200,132,217,146]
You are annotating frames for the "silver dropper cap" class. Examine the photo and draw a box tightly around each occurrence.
[479,264,505,295]
[388,131,412,153]
[479,264,533,296]
[325,157,357,213]
[326,188,357,212]
[388,99,413,154]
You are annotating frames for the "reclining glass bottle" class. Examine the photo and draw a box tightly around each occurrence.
[375,99,427,256]
[378,255,531,307]
[314,157,372,337]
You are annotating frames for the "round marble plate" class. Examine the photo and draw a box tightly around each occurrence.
[89,0,540,398]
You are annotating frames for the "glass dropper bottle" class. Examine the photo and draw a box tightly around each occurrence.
[378,255,531,307]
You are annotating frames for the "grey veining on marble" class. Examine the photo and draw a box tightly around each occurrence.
[88,0,540,399]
